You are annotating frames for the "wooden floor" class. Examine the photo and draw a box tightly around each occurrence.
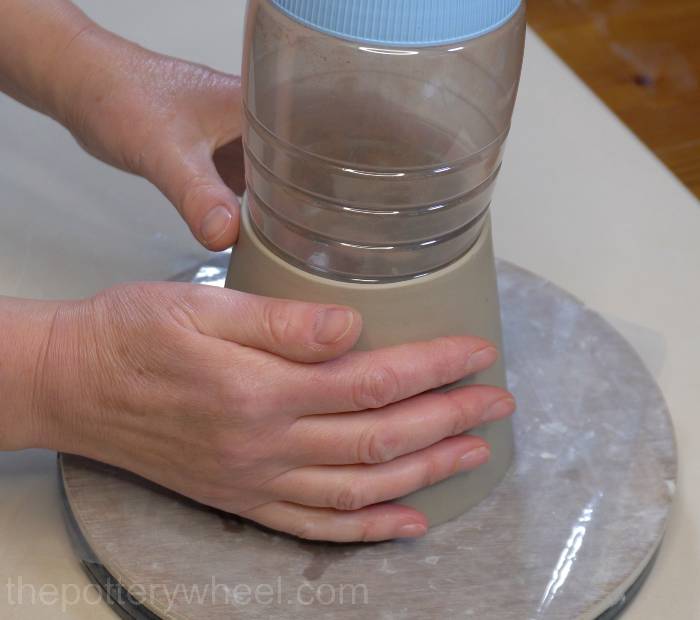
[528,0,700,199]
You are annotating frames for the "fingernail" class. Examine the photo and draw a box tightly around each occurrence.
[467,347,498,372]
[314,309,355,345]
[458,446,490,471]
[482,397,516,423]
[396,523,428,539]
[201,206,232,244]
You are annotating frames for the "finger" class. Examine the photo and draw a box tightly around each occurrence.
[150,141,241,251]
[286,385,515,465]
[268,436,489,512]
[259,336,500,418]
[172,285,362,363]
[242,501,428,543]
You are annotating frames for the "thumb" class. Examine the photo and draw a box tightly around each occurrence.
[150,142,241,251]
[178,286,363,363]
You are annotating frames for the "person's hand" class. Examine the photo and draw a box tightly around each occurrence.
[0,1,243,249]
[31,283,515,542]
[54,25,245,251]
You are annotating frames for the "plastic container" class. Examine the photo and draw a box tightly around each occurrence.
[230,0,526,527]
[242,0,526,282]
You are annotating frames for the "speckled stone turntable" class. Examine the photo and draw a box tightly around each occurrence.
[59,257,677,620]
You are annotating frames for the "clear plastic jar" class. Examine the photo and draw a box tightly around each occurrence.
[243,0,526,282]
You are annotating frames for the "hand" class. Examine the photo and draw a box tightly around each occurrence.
[55,25,245,251]
[0,1,243,250]
[32,284,515,542]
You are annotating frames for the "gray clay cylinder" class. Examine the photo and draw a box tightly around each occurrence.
[227,203,513,526]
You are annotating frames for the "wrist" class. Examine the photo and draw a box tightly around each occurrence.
[48,24,159,174]
[0,1,95,120]
[47,20,115,132]
[12,3,125,142]
[0,297,66,450]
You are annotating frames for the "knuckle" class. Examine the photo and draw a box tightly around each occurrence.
[226,382,258,420]
[444,392,474,436]
[209,435,243,470]
[181,173,216,212]
[178,283,216,313]
[433,338,465,385]
[232,393,271,430]
[353,365,401,410]
[421,455,443,489]
[356,521,373,543]
[334,480,369,512]
[210,384,269,440]
[215,356,278,422]
[212,375,249,413]
[263,302,299,347]
[358,425,398,464]
[166,289,209,332]
[290,520,316,541]
[210,431,263,475]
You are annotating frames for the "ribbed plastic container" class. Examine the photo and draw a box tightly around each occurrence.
[242,0,526,282]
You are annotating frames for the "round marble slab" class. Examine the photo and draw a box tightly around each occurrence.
[60,258,677,620]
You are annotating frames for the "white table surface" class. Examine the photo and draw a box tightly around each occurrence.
[1,2,698,618]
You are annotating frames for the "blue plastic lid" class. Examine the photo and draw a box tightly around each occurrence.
[269,0,523,47]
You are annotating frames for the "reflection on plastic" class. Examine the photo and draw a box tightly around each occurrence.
[191,250,230,288]
[539,493,603,614]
